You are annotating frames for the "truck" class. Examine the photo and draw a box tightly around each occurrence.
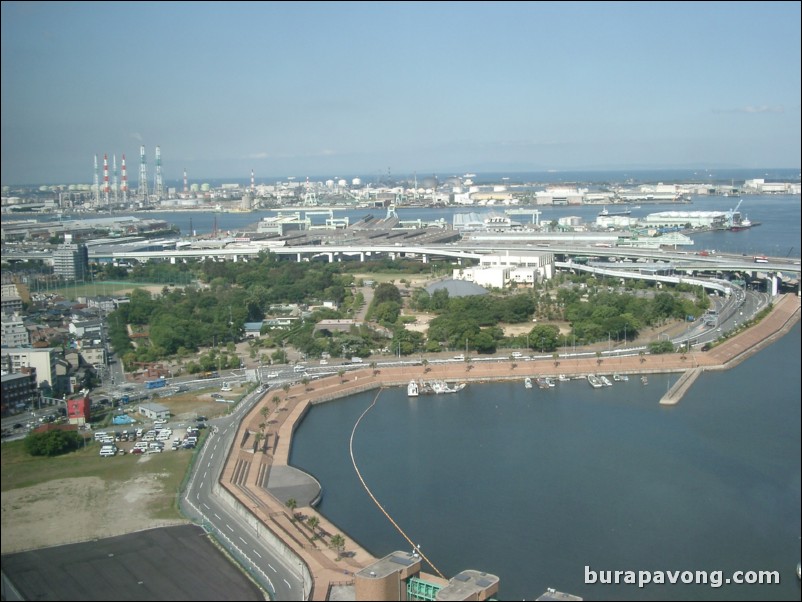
[754,255,768,263]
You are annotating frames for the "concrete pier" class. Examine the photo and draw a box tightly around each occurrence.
[659,367,703,405]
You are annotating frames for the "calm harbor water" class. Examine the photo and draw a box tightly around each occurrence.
[290,324,801,600]
[67,193,800,259]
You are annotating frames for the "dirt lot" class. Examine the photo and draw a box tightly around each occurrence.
[0,392,233,555]
[1,466,186,554]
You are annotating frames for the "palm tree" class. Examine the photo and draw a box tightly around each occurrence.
[259,406,269,422]
[369,361,379,376]
[301,376,310,391]
[510,362,517,371]
[285,498,298,520]
[422,358,430,373]
[465,357,473,372]
[282,383,290,397]
[330,533,346,559]
[258,421,266,434]
[596,351,603,366]
[271,394,281,409]
[337,368,346,383]
[306,515,320,539]
[639,350,646,364]
[553,352,560,367]
[253,432,264,453]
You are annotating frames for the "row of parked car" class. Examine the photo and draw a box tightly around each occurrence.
[96,417,207,457]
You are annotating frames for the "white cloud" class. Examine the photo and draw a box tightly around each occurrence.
[712,105,784,114]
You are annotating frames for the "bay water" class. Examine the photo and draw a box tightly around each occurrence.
[290,324,800,600]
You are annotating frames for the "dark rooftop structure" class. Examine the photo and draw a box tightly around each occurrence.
[425,278,489,297]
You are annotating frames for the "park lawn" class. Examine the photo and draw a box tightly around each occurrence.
[1,437,191,490]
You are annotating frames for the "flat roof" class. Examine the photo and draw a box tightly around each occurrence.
[436,569,499,601]
[356,551,421,579]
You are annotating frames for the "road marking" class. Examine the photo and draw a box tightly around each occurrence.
[203,471,207,479]
[210,453,214,460]
[239,536,247,544]
[268,563,276,572]
[214,513,222,520]
[253,549,262,558]
[203,503,210,510]
[226,524,234,532]
[283,579,291,588]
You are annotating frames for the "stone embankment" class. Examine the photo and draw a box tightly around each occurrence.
[221,293,800,600]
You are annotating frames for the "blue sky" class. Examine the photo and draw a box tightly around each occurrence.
[2,1,800,185]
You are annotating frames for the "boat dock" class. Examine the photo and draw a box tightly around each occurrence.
[659,367,703,405]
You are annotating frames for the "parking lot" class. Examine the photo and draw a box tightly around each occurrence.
[93,418,208,457]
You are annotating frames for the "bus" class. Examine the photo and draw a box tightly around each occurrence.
[145,377,166,390]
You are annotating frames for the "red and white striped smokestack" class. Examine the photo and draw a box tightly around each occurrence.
[251,169,255,192]
[121,154,128,192]
[103,154,110,195]
[183,168,188,193]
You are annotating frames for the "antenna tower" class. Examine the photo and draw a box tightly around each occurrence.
[138,145,149,201]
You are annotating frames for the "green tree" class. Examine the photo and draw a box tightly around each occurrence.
[286,498,298,519]
[24,430,83,457]
[307,515,320,539]
[330,534,346,559]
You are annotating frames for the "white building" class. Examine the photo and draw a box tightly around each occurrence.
[643,211,727,229]
[452,266,509,289]
[138,402,170,420]
[1,347,59,387]
[1,314,30,347]
[453,251,554,289]
[1,283,23,315]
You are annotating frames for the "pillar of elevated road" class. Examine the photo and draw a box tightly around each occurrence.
[327,252,333,262]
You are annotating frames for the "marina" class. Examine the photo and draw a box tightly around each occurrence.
[290,321,801,601]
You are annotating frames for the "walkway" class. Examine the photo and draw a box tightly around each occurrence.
[220,293,800,600]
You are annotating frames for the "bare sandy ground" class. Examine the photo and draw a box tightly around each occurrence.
[1,468,187,554]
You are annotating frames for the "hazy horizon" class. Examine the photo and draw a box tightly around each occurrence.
[2,2,800,185]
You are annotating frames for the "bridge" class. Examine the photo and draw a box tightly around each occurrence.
[3,239,800,278]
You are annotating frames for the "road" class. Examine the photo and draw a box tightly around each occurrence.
[179,385,305,600]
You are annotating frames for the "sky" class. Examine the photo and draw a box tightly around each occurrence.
[1,1,800,185]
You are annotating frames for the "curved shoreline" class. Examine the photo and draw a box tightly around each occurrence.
[220,293,800,600]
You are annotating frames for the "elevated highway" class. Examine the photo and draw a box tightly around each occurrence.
[3,239,800,277]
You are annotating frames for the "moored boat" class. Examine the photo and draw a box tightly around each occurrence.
[587,374,603,389]
[524,377,533,389]
[407,380,419,397]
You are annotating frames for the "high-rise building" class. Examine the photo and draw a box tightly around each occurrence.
[53,243,89,280]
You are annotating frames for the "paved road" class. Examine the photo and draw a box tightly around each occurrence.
[179,385,305,600]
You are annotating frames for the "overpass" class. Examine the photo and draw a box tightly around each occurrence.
[3,239,799,277]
